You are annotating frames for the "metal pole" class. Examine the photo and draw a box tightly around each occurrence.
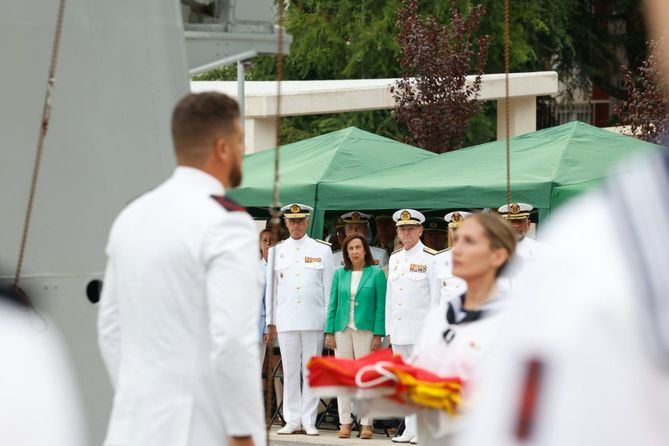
[237,60,245,122]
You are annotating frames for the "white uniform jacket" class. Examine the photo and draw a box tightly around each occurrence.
[411,297,507,444]
[332,246,389,269]
[98,167,265,446]
[459,189,669,446]
[434,249,467,306]
[385,241,440,345]
[515,236,544,263]
[265,235,334,332]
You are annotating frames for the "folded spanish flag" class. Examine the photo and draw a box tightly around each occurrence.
[307,349,464,415]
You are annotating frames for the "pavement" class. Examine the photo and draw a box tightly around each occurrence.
[268,426,394,446]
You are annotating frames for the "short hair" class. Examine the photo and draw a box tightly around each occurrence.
[341,234,374,270]
[467,213,517,276]
[171,92,240,164]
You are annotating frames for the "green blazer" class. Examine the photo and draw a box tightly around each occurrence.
[325,265,387,336]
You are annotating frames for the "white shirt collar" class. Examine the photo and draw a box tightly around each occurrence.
[288,234,310,246]
[403,240,424,255]
[172,166,225,196]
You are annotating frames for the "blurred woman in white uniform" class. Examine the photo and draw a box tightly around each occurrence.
[410,213,516,446]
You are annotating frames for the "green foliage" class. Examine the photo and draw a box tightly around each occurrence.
[198,0,645,146]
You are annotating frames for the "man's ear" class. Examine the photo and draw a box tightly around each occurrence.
[213,136,228,160]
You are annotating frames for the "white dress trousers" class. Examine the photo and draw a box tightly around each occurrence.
[277,330,323,427]
[392,343,417,437]
[334,328,375,425]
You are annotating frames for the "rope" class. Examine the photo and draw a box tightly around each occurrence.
[13,0,68,301]
[504,0,512,210]
[265,0,286,434]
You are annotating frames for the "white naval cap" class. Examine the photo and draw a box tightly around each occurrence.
[392,208,425,227]
[281,203,313,219]
[340,211,372,224]
[498,202,533,220]
[444,211,472,228]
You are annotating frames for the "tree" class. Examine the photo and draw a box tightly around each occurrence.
[196,0,648,146]
[615,39,669,143]
[392,0,489,153]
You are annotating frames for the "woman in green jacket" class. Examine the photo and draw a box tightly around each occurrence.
[324,234,387,439]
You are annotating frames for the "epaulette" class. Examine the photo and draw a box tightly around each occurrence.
[316,239,331,246]
[436,247,451,255]
[423,247,438,255]
[391,248,402,255]
[211,195,246,212]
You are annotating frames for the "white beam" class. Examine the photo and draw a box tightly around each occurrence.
[496,96,537,140]
[244,117,277,153]
[191,72,558,118]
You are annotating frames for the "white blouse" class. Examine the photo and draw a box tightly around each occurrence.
[348,270,363,330]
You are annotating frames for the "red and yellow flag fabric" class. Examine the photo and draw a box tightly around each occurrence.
[307,349,464,415]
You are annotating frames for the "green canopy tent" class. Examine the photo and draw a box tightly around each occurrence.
[228,127,436,236]
[317,121,662,223]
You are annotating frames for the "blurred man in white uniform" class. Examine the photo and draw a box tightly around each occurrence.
[265,203,334,436]
[458,9,669,444]
[459,153,669,446]
[1,290,86,446]
[98,93,265,446]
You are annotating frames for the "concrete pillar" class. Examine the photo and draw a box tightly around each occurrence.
[496,96,537,140]
[244,117,278,153]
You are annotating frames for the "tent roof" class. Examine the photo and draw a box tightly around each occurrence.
[317,121,662,211]
[230,126,435,207]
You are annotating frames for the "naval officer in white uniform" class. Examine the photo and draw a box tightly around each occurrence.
[386,209,440,444]
[434,211,470,306]
[497,203,544,263]
[98,92,265,446]
[265,203,334,436]
[332,212,389,269]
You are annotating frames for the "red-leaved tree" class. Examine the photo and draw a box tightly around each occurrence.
[392,0,489,153]
[615,39,669,144]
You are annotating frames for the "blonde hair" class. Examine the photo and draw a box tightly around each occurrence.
[468,213,517,276]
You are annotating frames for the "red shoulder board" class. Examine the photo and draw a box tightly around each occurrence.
[514,358,544,441]
[211,195,247,212]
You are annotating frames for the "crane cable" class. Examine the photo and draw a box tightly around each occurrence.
[265,0,286,435]
[13,0,68,305]
[504,0,512,210]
